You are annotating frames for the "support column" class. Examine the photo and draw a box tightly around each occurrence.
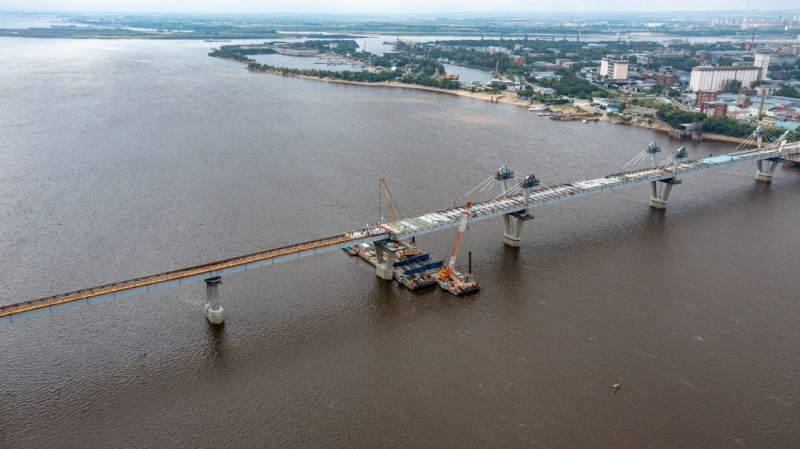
[502,214,525,247]
[502,173,538,247]
[649,179,679,209]
[756,158,781,182]
[649,147,686,210]
[756,133,790,181]
[204,276,225,325]
[372,241,395,281]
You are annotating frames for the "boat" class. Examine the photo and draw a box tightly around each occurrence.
[437,269,480,296]
[528,105,550,112]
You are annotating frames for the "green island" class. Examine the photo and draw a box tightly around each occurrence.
[209,41,462,90]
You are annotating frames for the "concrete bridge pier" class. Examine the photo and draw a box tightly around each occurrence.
[502,214,525,247]
[502,174,540,247]
[650,178,681,210]
[372,241,395,280]
[756,158,782,182]
[204,276,225,325]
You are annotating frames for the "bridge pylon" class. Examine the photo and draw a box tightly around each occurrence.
[204,276,225,325]
[372,240,395,280]
[649,147,688,210]
[496,165,520,246]
[756,136,788,181]
[496,167,539,247]
[751,125,784,182]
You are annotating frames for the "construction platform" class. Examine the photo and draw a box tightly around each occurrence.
[437,269,480,296]
[343,240,479,295]
[343,241,441,290]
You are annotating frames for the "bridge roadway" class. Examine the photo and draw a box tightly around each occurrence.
[2,140,798,324]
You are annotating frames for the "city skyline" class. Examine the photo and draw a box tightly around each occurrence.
[1,0,795,15]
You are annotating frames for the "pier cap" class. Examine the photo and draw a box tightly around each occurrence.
[495,165,515,180]
[520,174,541,189]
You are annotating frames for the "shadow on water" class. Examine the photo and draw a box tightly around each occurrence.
[204,321,227,368]
[498,244,523,285]
[372,278,401,320]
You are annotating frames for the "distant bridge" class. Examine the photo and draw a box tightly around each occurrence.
[2,132,798,325]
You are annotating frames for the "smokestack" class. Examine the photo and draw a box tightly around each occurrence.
[757,87,766,120]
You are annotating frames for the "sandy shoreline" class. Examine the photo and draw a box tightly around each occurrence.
[254,66,754,146]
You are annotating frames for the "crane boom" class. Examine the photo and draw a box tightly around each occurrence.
[440,203,471,279]
[448,213,469,270]
[379,177,396,221]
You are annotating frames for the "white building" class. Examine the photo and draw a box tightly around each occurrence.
[754,53,770,78]
[757,84,780,97]
[688,66,762,92]
[599,56,629,80]
[486,46,511,55]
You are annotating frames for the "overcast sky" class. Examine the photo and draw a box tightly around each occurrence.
[0,0,781,15]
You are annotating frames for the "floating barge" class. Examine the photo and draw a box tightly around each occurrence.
[343,240,441,290]
[437,269,480,296]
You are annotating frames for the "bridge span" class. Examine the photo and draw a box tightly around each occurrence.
[2,135,798,325]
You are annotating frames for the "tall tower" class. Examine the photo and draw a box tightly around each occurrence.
[754,53,770,79]
[741,0,751,30]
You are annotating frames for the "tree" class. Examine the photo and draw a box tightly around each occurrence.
[717,56,736,67]
[656,105,706,128]
[628,55,638,64]
[720,79,742,93]
[668,89,681,98]
[774,86,800,99]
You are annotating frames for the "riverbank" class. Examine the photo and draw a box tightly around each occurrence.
[252,66,528,105]
[248,64,757,146]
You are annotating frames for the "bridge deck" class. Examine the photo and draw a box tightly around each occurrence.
[2,141,798,323]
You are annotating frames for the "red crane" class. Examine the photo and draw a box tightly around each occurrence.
[439,202,471,280]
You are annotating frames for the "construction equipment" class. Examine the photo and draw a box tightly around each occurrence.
[438,203,480,296]
[379,177,397,222]
[439,202,471,281]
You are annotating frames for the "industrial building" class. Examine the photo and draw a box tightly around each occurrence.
[599,56,629,80]
[754,53,770,79]
[689,66,762,92]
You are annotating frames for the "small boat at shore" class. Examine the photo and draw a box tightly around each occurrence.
[528,105,550,112]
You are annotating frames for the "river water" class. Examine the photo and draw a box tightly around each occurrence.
[1,38,798,448]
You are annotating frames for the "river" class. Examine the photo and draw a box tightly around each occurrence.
[0,37,798,448]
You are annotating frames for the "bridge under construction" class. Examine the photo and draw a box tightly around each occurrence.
[1,129,798,325]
